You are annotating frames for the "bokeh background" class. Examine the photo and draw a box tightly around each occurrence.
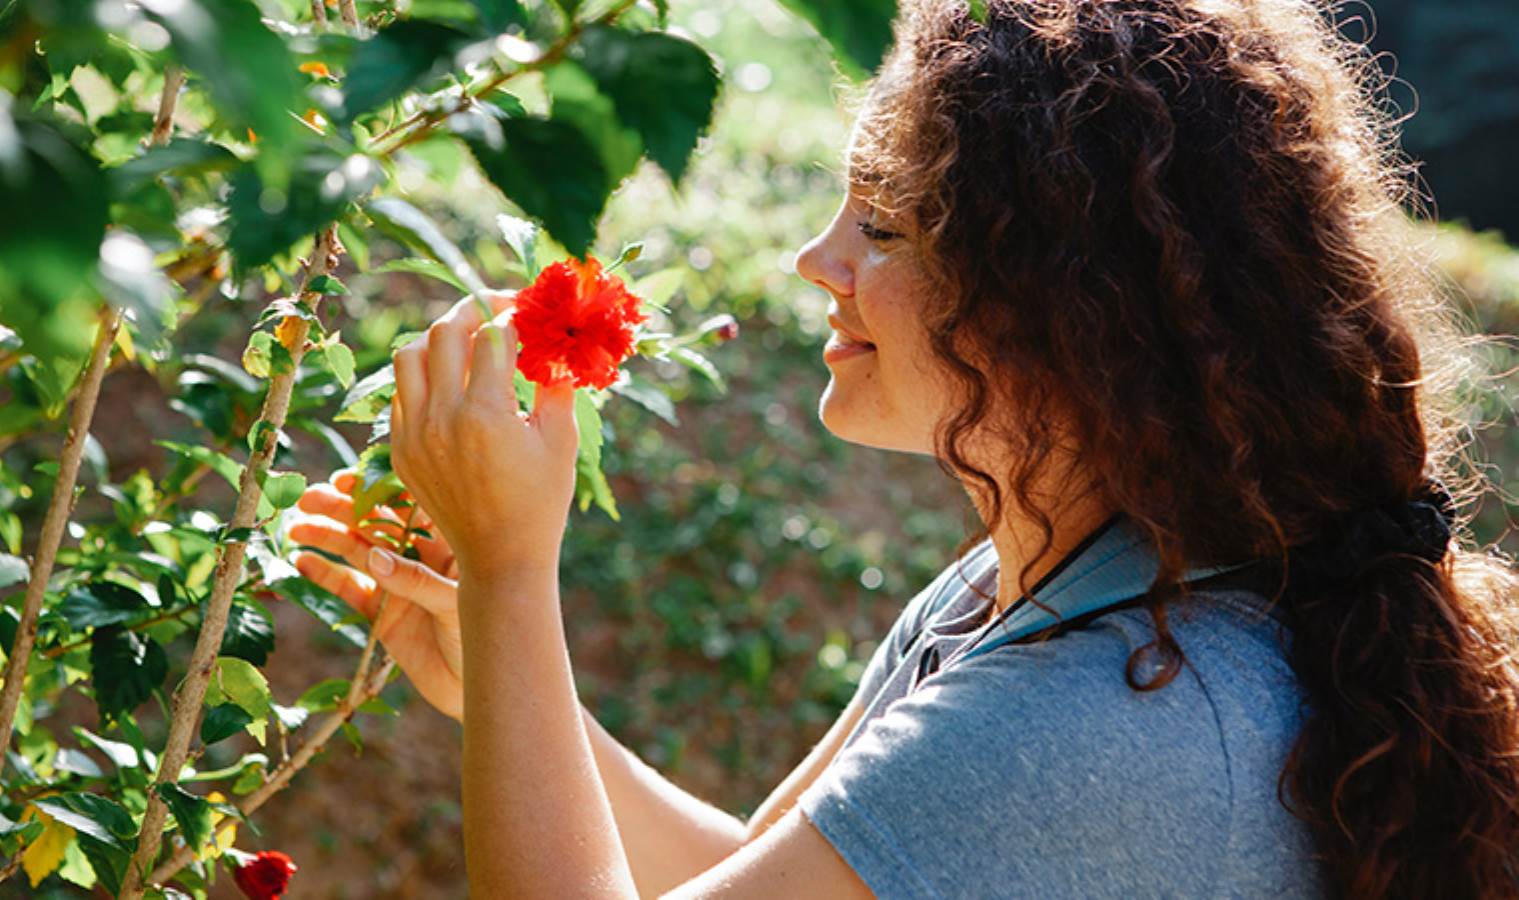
[5,0,1517,895]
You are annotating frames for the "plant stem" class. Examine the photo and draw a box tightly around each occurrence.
[337,0,358,30]
[0,310,122,754]
[41,604,199,660]
[309,0,326,27]
[145,654,398,887]
[369,0,640,157]
[118,227,343,899]
[148,67,184,147]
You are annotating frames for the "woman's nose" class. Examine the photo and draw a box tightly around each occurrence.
[795,229,854,299]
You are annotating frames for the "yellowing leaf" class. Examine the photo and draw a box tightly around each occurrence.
[21,807,76,888]
[198,791,239,861]
[298,61,331,78]
[275,315,305,354]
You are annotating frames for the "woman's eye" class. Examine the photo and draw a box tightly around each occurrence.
[856,220,903,242]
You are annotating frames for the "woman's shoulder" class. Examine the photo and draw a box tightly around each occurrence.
[798,585,1325,898]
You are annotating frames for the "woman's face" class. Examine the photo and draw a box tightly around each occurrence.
[795,188,958,456]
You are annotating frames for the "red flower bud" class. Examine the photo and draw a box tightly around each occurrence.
[715,319,739,342]
[234,850,298,900]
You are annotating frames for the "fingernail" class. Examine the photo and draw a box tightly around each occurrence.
[369,546,395,576]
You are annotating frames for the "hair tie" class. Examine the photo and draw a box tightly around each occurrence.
[1288,477,1455,583]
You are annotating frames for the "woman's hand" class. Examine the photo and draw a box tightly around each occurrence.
[390,293,580,581]
[288,470,464,722]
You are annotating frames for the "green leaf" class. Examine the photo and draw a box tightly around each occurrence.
[365,197,488,296]
[240,330,295,379]
[0,115,109,374]
[139,0,305,163]
[774,0,898,78]
[495,214,539,280]
[307,274,349,296]
[669,345,724,391]
[156,440,242,490]
[200,703,253,746]
[572,26,721,184]
[268,578,367,649]
[318,339,356,389]
[107,138,239,196]
[608,373,678,426]
[204,657,272,723]
[0,553,29,591]
[455,113,611,258]
[545,62,643,188]
[89,626,168,724]
[296,677,349,712]
[472,0,527,31]
[352,443,404,521]
[31,793,134,895]
[373,257,471,293]
[219,600,275,666]
[572,391,618,520]
[226,149,384,272]
[261,471,307,511]
[58,582,152,630]
[97,231,175,347]
[340,20,473,124]
[336,363,396,424]
[155,783,213,853]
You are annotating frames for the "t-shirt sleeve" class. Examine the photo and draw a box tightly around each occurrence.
[796,625,1234,900]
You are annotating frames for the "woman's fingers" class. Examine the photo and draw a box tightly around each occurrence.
[296,483,408,540]
[292,551,381,620]
[531,379,580,456]
[393,337,427,426]
[466,311,519,409]
[365,546,458,616]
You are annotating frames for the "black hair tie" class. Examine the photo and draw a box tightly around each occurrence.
[1287,477,1455,584]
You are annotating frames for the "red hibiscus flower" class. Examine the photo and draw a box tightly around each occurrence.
[512,256,647,391]
[233,850,298,900]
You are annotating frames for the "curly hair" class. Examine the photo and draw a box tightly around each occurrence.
[844,0,1519,895]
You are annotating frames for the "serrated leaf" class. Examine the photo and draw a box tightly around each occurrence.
[352,443,404,521]
[155,783,213,853]
[20,808,74,889]
[204,657,272,723]
[496,214,539,279]
[336,363,396,423]
[261,471,306,511]
[454,113,611,258]
[307,274,348,295]
[608,374,678,426]
[318,339,356,389]
[773,0,898,78]
[59,582,152,629]
[90,626,168,724]
[366,197,487,296]
[373,257,471,293]
[340,20,473,124]
[572,26,721,184]
[219,600,275,666]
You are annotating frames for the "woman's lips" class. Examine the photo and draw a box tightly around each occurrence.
[823,333,876,363]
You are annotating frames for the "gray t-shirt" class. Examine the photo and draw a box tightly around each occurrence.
[797,535,1328,898]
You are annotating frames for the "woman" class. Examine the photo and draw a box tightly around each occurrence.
[290,0,1519,896]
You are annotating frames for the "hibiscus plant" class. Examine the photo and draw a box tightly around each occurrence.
[0,0,896,896]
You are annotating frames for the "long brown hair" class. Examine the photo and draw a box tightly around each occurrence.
[846,0,1519,895]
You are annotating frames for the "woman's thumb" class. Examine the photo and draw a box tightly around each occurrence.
[367,546,456,615]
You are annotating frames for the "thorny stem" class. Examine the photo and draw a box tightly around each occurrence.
[118,227,344,900]
[0,310,122,756]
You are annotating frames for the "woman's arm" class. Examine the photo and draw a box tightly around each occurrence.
[390,298,874,897]
[581,703,747,895]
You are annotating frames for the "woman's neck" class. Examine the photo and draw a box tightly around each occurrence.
[970,479,1115,617]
